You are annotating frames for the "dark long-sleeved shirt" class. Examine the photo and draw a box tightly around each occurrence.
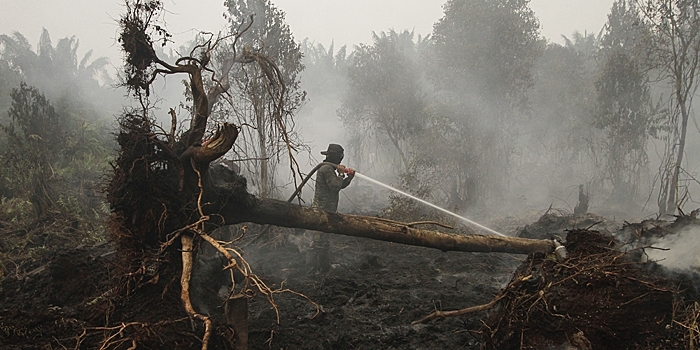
[312,164,352,212]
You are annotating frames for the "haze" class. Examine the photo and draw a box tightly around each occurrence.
[1,0,613,72]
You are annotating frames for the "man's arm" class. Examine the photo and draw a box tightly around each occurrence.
[341,168,354,189]
[319,164,345,192]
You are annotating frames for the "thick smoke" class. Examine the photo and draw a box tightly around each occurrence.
[646,226,700,271]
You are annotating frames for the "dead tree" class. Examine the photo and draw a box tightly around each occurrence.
[106,1,556,349]
[215,197,554,254]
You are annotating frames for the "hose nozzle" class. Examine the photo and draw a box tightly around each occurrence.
[553,240,567,262]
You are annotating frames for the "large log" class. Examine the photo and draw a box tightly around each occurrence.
[218,197,555,255]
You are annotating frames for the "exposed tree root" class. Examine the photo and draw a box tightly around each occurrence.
[180,235,213,350]
[412,295,505,325]
[195,225,321,322]
[677,302,700,349]
[412,274,533,325]
[75,318,189,350]
[481,229,693,349]
[172,160,321,350]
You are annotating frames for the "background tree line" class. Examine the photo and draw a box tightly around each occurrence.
[0,30,119,230]
[302,0,700,219]
[1,0,699,233]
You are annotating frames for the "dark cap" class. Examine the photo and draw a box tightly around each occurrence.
[321,143,344,155]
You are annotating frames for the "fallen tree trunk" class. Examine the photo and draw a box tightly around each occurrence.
[217,197,555,255]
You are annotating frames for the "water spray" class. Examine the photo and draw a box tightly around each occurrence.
[282,162,507,237]
[351,171,507,237]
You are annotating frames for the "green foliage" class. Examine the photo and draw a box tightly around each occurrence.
[432,0,542,108]
[636,0,700,214]
[299,40,350,100]
[594,0,661,196]
[0,83,66,215]
[222,0,306,198]
[225,0,304,91]
[419,0,542,210]
[0,83,110,222]
[0,82,110,279]
[223,0,305,117]
[0,28,122,228]
[339,30,427,174]
[0,197,33,223]
[529,36,600,165]
[0,30,114,103]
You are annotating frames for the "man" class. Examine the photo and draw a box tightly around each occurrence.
[307,143,355,273]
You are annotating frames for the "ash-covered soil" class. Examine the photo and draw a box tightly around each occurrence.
[0,222,521,349]
[1,212,699,349]
[242,231,520,349]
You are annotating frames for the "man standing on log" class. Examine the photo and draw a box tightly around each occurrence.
[307,143,355,273]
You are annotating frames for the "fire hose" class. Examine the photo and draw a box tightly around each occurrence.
[285,162,347,203]
[246,163,567,260]
[250,162,347,241]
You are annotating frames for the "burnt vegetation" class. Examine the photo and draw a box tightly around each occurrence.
[2,0,700,349]
[101,0,551,348]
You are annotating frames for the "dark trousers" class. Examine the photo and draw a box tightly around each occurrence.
[306,230,330,273]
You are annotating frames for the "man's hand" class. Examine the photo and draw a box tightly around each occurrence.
[346,167,355,177]
[337,164,347,174]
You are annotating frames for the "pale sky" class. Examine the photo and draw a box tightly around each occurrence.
[1,0,614,73]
